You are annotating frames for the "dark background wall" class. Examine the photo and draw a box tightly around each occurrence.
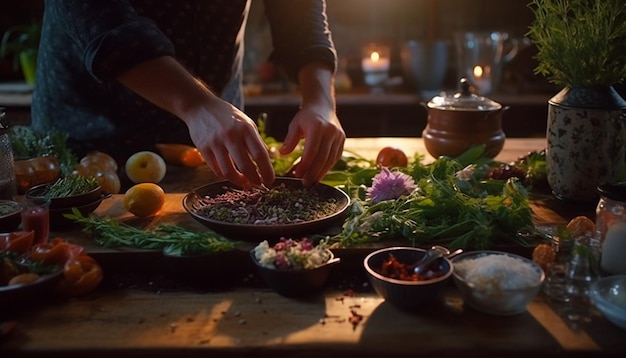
[1,0,540,87]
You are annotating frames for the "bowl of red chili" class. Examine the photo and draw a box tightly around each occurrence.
[183,177,351,240]
[364,246,453,311]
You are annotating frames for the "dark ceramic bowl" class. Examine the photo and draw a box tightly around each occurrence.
[0,200,21,232]
[364,246,453,311]
[250,249,340,297]
[184,177,351,240]
[48,194,110,230]
[0,266,64,306]
[25,184,110,230]
[26,183,103,210]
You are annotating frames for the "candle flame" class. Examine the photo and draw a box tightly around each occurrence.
[473,65,483,78]
[370,51,381,62]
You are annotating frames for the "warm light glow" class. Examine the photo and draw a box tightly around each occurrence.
[473,65,484,78]
[370,51,381,62]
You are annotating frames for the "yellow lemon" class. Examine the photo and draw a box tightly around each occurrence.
[124,183,165,217]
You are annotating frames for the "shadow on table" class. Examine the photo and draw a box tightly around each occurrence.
[358,289,561,356]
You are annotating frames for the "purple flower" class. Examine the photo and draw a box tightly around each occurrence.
[367,167,416,204]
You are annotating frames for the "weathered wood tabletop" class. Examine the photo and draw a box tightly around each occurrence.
[2,138,622,358]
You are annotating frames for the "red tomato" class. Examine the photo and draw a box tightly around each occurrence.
[376,147,409,168]
[57,255,103,296]
[30,237,86,266]
[0,231,35,255]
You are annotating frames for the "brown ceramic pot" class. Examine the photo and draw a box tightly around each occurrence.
[422,78,508,159]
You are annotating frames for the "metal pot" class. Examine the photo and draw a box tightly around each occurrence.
[422,78,508,159]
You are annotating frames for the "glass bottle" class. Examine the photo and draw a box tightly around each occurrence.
[596,183,626,242]
[596,183,626,274]
[0,107,17,200]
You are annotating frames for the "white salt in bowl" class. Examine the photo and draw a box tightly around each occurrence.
[451,250,545,316]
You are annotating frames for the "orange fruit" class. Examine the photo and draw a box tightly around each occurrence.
[123,183,165,217]
[532,243,556,271]
[566,216,595,238]
[155,143,205,168]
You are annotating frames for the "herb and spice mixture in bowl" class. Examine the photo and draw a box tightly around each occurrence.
[184,177,350,240]
[451,250,544,315]
[250,237,340,297]
[26,176,102,209]
[363,246,453,311]
[0,200,21,232]
[26,176,108,230]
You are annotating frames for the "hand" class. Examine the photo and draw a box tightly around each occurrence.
[116,56,274,188]
[185,99,275,188]
[280,106,345,186]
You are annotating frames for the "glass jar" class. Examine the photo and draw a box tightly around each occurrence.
[596,183,626,242]
[0,107,17,200]
[596,183,626,274]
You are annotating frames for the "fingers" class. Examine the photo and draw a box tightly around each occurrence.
[207,143,250,188]
[305,142,344,186]
[297,130,345,187]
[202,131,274,189]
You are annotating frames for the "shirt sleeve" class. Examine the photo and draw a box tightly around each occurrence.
[262,0,337,81]
[47,0,175,82]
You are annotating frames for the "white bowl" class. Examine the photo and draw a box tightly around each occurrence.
[451,250,545,315]
[589,275,626,330]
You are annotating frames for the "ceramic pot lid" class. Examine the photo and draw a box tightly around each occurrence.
[427,78,502,111]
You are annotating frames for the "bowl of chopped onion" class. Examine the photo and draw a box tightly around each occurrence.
[250,237,340,297]
[363,246,453,311]
[451,250,545,316]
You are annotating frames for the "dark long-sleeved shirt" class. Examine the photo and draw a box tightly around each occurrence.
[32,0,336,160]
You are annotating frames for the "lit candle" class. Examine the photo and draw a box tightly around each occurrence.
[472,65,492,94]
[362,51,390,73]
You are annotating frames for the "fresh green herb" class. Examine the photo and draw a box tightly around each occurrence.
[513,149,548,188]
[43,175,99,198]
[9,125,78,177]
[64,208,237,256]
[0,253,60,276]
[527,0,626,87]
[0,201,19,216]
[257,113,303,176]
[327,154,534,250]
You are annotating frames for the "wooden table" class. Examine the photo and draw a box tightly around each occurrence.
[2,138,622,358]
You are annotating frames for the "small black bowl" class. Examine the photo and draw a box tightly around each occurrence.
[364,246,453,311]
[48,193,111,230]
[26,183,103,210]
[0,266,64,306]
[250,249,340,298]
[0,200,21,232]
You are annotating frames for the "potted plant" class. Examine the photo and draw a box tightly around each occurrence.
[526,0,626,202]
[0,21,41,85]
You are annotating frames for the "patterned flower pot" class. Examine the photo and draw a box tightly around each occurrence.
[546,86,626,203]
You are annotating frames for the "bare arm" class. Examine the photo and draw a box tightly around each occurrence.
[117,56,274,188]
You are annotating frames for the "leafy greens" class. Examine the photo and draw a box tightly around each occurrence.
[65,208,237,256]
[324,155,534,250]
